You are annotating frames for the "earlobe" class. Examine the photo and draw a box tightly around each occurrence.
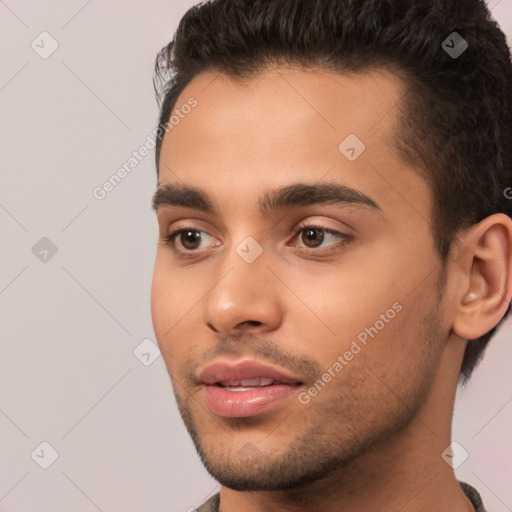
[452,213,512,340]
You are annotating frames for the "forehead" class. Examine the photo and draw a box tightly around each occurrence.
[158,66,430,223]
[166,65,406,139]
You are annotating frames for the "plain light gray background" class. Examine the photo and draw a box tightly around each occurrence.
[0,1,511,511]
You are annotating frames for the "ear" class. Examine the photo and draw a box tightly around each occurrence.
[452,213,512,340]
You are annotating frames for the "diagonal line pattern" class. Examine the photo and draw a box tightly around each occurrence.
[471,397,512,439]
[276,70,337,131]
[366,160,468,264]
[61,61,132,131]
[400,261,443,304]
[60,204,89,233]
[196,483,222,510]
[0,203,29,233]
[396,472,439,512]
[0,471,30,502]
[0,408,29,438]
[368,88,412,133]
[61,265,131,335]
[165,368,234,440]
[0,0,29,28]
[61,369,132,439]
[61,0,93,29]
[366,161,430,224]
[161,162,186,185]
[264,162,338,238]
[367,367,438,438]
[201,73,220,93]
[61,471,104,511]
[0,62,29,92]
[471,471,512,511]
[0,265,28,295]
[163,267,235,337]
[488,0,504,11]
[263,406,298,441]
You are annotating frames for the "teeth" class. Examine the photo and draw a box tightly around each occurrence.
[240,378,261,386]
[219,377,276,388]
[239,377,274,386]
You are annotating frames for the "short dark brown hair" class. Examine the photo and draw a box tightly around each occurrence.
[153,0,512,383]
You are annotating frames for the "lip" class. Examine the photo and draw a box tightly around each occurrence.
[198,360,303,418]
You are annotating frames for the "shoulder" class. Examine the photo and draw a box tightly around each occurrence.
[193,492,220,512]
[459,481,487,512]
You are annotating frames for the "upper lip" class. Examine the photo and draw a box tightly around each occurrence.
[198,360,304,386]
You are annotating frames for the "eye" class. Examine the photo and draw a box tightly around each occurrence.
[161,228,218,252]
[160,223,352,255]
[290,224,352,251]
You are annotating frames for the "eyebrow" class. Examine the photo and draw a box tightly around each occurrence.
[152,182,381,215]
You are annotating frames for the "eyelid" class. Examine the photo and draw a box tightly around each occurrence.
[161,225,220,252]
[160,220,353,255]
[289,222,352,252]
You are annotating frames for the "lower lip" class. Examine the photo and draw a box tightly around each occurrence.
[204,384,299,418]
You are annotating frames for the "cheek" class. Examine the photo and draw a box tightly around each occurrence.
[296,301,439,432]
[283,262,404,361]
[151,254,196,329]
[150,256,170,338]
[151,256,186,352]
[151,255,207,368]
[286,241,437,376]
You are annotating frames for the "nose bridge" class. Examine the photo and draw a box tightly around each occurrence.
[200,232,282,333]
[211,233,268,303]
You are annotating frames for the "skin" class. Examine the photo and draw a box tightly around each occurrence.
[151,66,512,512]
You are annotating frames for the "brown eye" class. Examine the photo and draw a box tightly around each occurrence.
[179,230,203,250]
[161,228,216,252]
[291,224,352,252]
[301,228,325,248]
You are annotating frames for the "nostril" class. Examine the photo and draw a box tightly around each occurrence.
[206,322,219,333]
[241,320,262,327]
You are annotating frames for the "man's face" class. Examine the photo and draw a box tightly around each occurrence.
[151,67,450,490]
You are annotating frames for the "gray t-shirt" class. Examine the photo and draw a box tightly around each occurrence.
[195,481,486,511]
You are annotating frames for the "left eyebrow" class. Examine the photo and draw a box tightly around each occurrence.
[152,181,381,215]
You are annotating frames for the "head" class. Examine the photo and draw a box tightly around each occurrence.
[150,0,512,493]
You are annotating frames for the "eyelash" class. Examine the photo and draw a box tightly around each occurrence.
[160,223,352,255]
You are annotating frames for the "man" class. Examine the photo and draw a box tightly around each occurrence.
[150,0,512,510]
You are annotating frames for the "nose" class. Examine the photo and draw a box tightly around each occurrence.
[200,246,283,336]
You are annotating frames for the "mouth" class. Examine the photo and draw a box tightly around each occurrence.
[198,360,304,418]
[215,376,299,390]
